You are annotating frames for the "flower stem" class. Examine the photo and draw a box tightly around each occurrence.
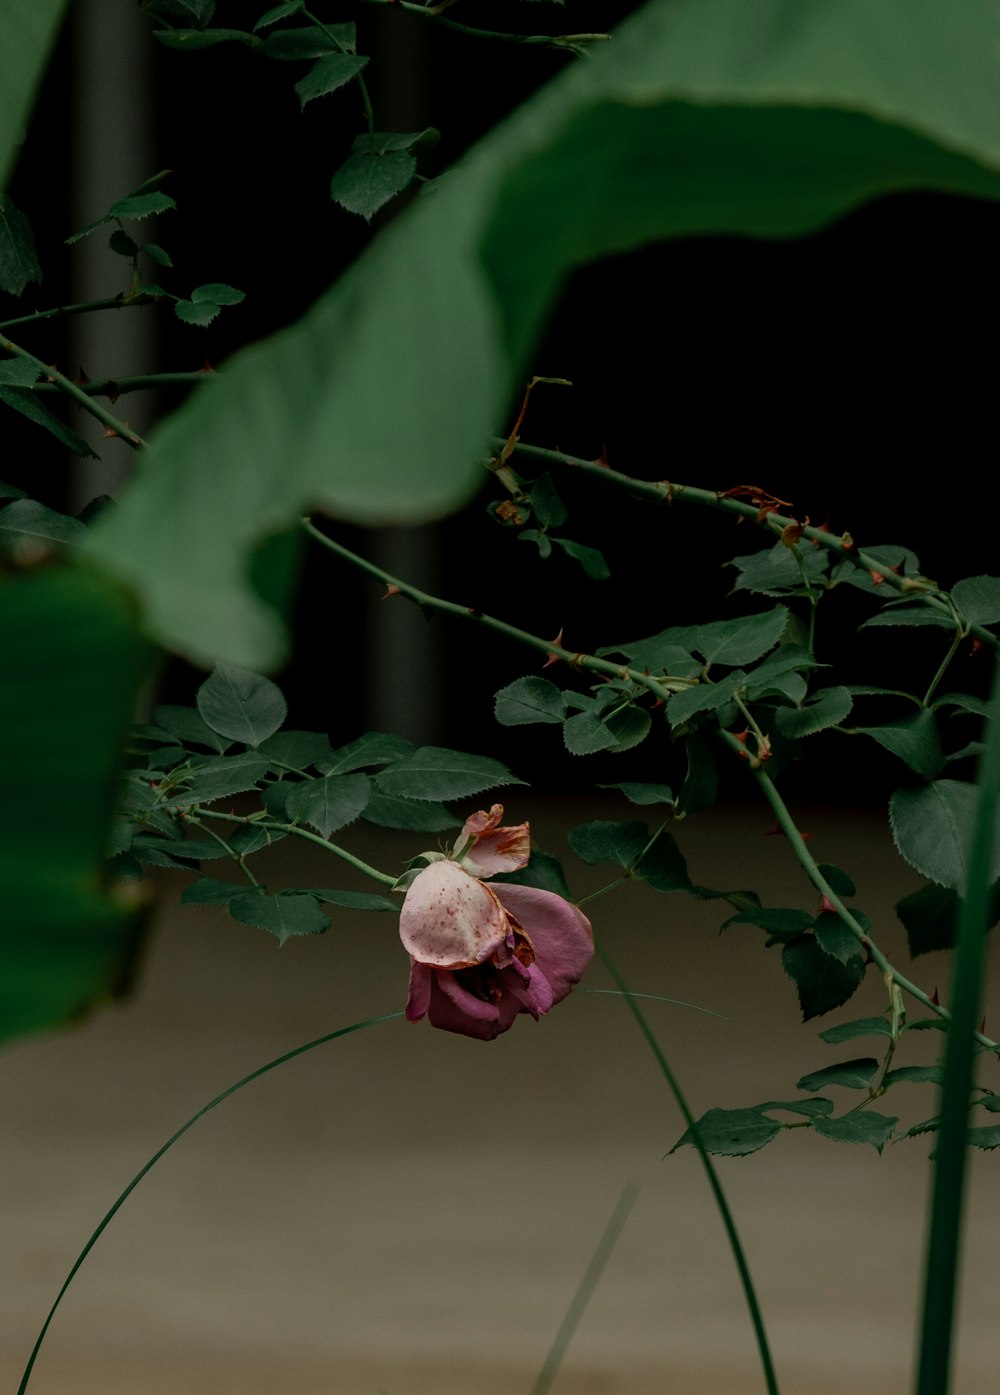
[0,293,155,331]
[596,941,781,1395]
[191,806,397,888]
[184,814,260,888]
[352,0,609,51]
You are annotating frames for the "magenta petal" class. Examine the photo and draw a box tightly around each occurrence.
[399,860,508,968]
[426,970,510,1041]
[405,961,433,1023]
[505,963,555,1018]
[492,883,594,1002]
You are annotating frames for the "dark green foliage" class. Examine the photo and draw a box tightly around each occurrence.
[774,686,852,739]
[295,54,368,109]
[320,731,414,774]
[0,194,41,295]
[895,880,1000,956]
[228,889,330,944]
[813,912,864,966]
[818,1016,892,1044]
[330,150,416,221]
[796,1058,877,1091]
[728,540,830,596]
[949,575,1000,627]
[677,735,718,815]
[782,935,866,1020]
[0,389,98,457]
[361,791,458,832]
[890,780,1000,890]
[306,887,398,912]
[854,711,944,779]
[598,781,675,806]
[671,1107,783,1158]
[816,863,856,897]
[492,849,571,899]
[0,500,87,546]
[285,772,370,837]
[196,664,287,747]
[812,1112,897,1152]
[373,746,524,801]
[494,676,567,726]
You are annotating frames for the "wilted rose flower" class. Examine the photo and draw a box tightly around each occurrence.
[399,804,593,1040]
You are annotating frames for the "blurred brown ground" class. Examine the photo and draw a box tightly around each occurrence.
[3,800,999,1394]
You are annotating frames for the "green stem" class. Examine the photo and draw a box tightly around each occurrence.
[503,440,1000,652]
[301,518,685,704]
[915,658,1000,1395]
[723,732,999,1054]
[31,371,210,398]
[0,293,155,331]
[191,805,397,888]
[922,627,965,708]
[16,1011,404,1395]
[529,1184,640,1395]
[353,0,609,51]
[1,335,146,448]
[596,941,781,1395]
[184,815,260,888]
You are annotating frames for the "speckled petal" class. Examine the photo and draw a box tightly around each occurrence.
[455,806,531,877]
[492,883,594,1002]
[399,860,509,968]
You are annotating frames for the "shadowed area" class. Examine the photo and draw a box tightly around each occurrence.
[3,800,998,1394]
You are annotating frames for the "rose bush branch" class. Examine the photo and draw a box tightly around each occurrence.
[189,806,397,888]
[0,293,159,332]
[1,335,146,448]
[353,0,610,53]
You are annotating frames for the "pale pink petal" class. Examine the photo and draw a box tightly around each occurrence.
[405,961,433,1022]
[492,883,594,1002]
[399,860,508,968]
[461,822,531,877]
[504,963,555,1018]
[455,805,505,845]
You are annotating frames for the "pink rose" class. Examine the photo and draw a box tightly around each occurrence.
[399,805,594,1041]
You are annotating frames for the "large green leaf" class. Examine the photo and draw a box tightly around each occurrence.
[0,563,148,1043]
[88,0,1000,666]
[0,0,67,193]
[890,780,1000,890]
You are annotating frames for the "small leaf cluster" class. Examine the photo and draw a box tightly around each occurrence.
[489,469,610,579]
[673,1013,1000,1159]
[115,663,526,944]
[142,1,439,221]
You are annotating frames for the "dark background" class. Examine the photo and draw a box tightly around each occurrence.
[5,0,996,799]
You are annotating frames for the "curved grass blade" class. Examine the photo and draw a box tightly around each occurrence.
[530,1182,640,1395]
[596,941,781,1395]
[17,1010,403,1395]
[915,660,1000,1395]
[578,987,728,1018]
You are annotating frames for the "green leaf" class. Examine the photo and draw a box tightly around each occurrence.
[889,780,1000,890]
[0,194,41,295]
[362,790,458,832]
[307,887,398,912]
[883,1064,946,1087]
[671,1107,782,1158]
[527,473,567,528]
[228,890,330,944]
[228,822,287,855]
[951,575,1000,627]
[860,605,955,631]
[933,693,990,718]
[796,1058,877,1091]
[832,545,921,594]
[0,499,87,547]
[568,820,647,868]
[153,703,230,753]
[176,753,272,804]
[0,562,149,1043]
[599,781,675,806]
[196,664,287,747]
[814,863,855,897]
[0,387,98,457]
[894,880,1000,956]
[330,149,416,221]
[855,710,944,779]
[153,27,257,50]
[563,709,617,754]
[774,686,853,739]
[744,644,821,700]
[192,281,244,305]
[813,912,864,966]
[0,358,39,387]
[295,52,368,107]
[694,607,789,667]
[257,729,332,769]
[108,228,137,257]
[782,935,866,1021]
[492,848,570,899]
[374,746,522,802]
[635,833,693,892]
[812,1111,897,1152]
[353,128,439,155]
[968,1125,1000,1151]
[721,907,814,938]
[139,241,172,267]
[519,528,552,559]
[180,876,243,906]
[494,676,567,726]
[818,1016,892,1044]
[285,772,370,837]
[320,731,414,774]
[0,0,67,195]
[754,1098,834,1119]
[728,541,829,596]
[174,298,222,326]
[254,0,304,31]
[599,633,700,676]
[667,672,743,729]
[260,23,355,58]
[602,705,652,750]
[552,536,610,579]
[131,834,228,867]
[88,0,1000,667]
